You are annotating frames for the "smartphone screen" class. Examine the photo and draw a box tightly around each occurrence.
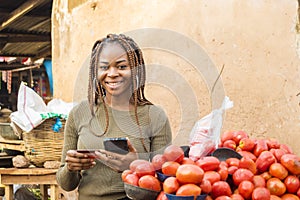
[103,137,129,155]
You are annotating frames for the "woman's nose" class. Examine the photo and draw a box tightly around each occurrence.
[107,67,118,77]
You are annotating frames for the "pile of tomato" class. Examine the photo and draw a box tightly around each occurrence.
[122,130,300,200]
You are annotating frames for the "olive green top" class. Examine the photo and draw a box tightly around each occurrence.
[56,100,172,200]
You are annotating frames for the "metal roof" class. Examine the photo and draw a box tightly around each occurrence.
[0,0,52,70]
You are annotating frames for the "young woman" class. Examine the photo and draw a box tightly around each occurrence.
[56,33,172,200]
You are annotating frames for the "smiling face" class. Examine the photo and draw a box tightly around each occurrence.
[98,42,132,101]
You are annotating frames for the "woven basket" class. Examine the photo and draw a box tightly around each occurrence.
[22,118,65,167]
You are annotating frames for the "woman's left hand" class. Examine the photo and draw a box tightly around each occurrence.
[95,139,138,172]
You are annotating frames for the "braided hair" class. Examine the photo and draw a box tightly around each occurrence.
[87,33,152,151]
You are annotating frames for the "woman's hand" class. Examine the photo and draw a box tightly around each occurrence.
[95,139,138,172]
[65,150,96,172]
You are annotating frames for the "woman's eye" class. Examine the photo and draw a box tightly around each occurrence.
[99,66,108,70]
[118,65,128,69]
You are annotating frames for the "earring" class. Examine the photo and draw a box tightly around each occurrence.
[136,75,139,89]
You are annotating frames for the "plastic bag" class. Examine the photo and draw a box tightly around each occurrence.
[189,96,233,161]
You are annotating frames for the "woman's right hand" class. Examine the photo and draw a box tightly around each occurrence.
[65,150,96,172]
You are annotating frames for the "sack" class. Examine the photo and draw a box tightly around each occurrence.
[189,96,233,161]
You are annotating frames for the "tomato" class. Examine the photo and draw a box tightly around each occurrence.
[203,171,221,185]
[162,161,180,176]
[269,163,289,180]
[228,166,239,175]
[215,196,232,200]
[266,138,280,149]
[260,171,272,181]
[200,179,212,194]
[219,161,229,168]
[253,139,268,157]
[297,187,300,197]
[211,181,232,199]
[138,175,161,191]
[226,158,240,167]
[267,177,286,196]
[280,154,300,175]
[281,193,300,200]
[121,169,132,182]
[176,164,204,184]
[284,175,300,194]
[181,157,195,165]
[239,157,257,174]
[256,151,276,173]
[238,180,254,199]
[252,175,266,188]
[163,176,179,194]
[238,151,257,162]
[223,140,237,150]
[135,161,156,177]
[221,130,235,143]
[280,144,294,154]
[238,138,255,152]
[152,154,167,171]
[232,130,248,144]
[129,159,149,172]
[218,167,229,181]
[196,156,220,171]
[176,184,201,197]
[231,193,244,200]
[252,187,271,200]
[163,144,184,163]
[156,191,168,200]
[270,195,282,200]
[232,168,254,186]
[272,148,286,162]
[123,173,139,186]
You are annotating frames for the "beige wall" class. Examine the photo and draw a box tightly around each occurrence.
[52,0,300,155]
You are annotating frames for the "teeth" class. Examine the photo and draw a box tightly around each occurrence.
[107,82,121,86]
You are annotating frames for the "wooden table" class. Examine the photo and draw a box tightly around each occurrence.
[0,168,60,200]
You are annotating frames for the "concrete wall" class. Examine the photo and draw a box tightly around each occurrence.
[52,0,300,155]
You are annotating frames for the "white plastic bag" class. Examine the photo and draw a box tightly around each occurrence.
[189,96,233,161]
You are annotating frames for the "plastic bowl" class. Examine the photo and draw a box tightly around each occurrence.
[165,193,207,200]
[156,171,173,182]
[124,183,160,200]
[211,147,242,161]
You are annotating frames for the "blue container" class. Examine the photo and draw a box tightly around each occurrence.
[156,172,173,182]
[166,193,207,200]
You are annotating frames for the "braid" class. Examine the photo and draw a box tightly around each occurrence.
[87,34,152,150]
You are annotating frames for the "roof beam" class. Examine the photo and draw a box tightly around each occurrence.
[0,35,50,43]
[0,0,49,31]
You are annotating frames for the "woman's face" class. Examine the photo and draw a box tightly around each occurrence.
[98,42,132,99]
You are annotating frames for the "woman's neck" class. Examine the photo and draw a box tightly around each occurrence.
[104,95,134,111]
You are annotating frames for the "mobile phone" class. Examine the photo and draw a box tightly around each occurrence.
[103,137,129,155]
[77,149,96,158]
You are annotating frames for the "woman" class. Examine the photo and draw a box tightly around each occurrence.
[56,33,172,200]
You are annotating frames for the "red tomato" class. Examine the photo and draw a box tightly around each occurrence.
[176,184,201,197]
[253,139,268,157]
[163,176,179,194]
[151,154,167,171]
[281,193,300,200]
[228,166,239,175]
[267,177,286,196]
[138,175,161,191]
[270,195,282,200]
[121,169,133,182]
[226,158,240,167]
[238,137,255,151]
[284,175,300,194]
[280,144,294,154]
[260,171,272,181]
[156,191,168,200]
[135,161,156,177]
[162,161,180,176]
[200,179,212,194]
[215,196,232,200]
[238,180,254,199]
[231,193,244,200]
[123,173,139,186]
[252,175,266,188]
[211,181,232,199]
[176,164,204,184]
[218,167,229,181]
[297,187,300,197]
[272,148,286,162]
[196,156,220,171]
[238,151,257,161]
[129,159,149,172]
[232,130,248,144]
[239,157,257,174]
[269,163,289,180]
[163,144,184,163]
[203,171,221,185]
[255,151,276,173]
[252,187,271,200]
[181,157,195,165]
[266,138,280,149]
[221,130,235,143]
[232,168,254,186]
[223,140,237,150]
[280,154,300,175]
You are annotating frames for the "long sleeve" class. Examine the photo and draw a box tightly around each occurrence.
[56,108,81,191]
